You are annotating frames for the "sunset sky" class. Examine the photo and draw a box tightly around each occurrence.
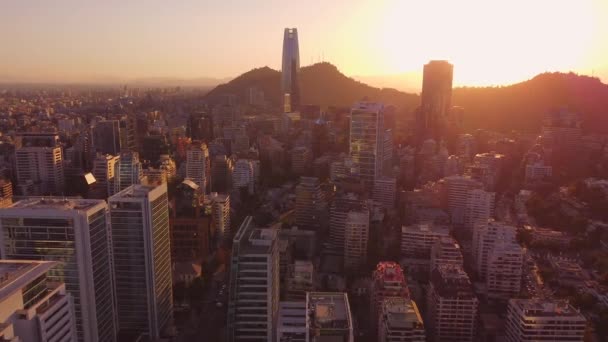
[1,0,607,87]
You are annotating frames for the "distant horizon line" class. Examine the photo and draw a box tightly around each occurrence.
[0,61,604,92]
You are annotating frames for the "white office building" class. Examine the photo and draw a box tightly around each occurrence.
[227,217,279,342]
[232,159,255,194]
[0,260,77,342]
[277,301,306,342]
[108,184,173,338]
[0,198,117,342]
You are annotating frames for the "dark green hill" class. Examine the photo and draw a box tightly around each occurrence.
[206,63,608,133]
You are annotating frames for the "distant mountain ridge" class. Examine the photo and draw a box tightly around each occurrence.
[206,62,608,133]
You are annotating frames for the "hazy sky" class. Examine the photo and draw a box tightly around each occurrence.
[1,0,607,86]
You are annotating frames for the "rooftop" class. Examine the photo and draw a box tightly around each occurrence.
[0,260,57,301]
[382,298,424,330]
[307,292,352,331]
[9,197,103,211]
[402,224,450,236]
[110,184,160,199]
[510,299,586,318]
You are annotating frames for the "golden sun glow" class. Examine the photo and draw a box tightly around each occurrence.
[361,0,600,86]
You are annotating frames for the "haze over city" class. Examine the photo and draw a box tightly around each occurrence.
[2,2,608,342]
[2,0,608,88]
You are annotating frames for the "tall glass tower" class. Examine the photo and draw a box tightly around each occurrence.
[417,60,453,142]
[281,28,300,112]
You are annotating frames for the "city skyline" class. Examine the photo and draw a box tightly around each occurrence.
[1,0,608,87]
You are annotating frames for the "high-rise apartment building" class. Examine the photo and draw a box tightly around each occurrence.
[370,262,410,329]
[350,102,385,187]
[505,299,586,342]
[486,241,523,300]
[306,292,354,342]
[378,298,426,342]
[186,141,210,192]
[0,260,77,342]
[281,28,300,112]
[329,193,365,253]
[372,176,397,210]
[472,219,517,279]
[227,217,279,342]
[444,175,483,225]
[233,159,256,194]
[295,177,326,230]
[291,146,312,176]
[463,189,495,230]
[0,198,117,342]
[426,264,478,342]
[208,192,231,242]
[14,133,65,196]
[92,120,121,155]
[108,184,173,339]
[344,208,370,272]
[400,224,450,258]
[0,178,13,208]
[91,153,119,199]
[429,236,464,273]
[169,180,213,263]
[285,260,314,301]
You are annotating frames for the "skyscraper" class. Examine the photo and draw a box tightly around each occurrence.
[14,133,65,196]
[344,208,370,271]
[350,102,385,187]
[113,151,144,195]
[227,217,279,342]
[208,192,231,242]
[91,153,119,199]
[295,177,326,230]
[108,184,173,339]
[0,198,117,342]
[281,28,300,112]
[92,120,121,155]
[417,61,454,142]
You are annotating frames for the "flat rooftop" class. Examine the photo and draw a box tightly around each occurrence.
[307,292,352,330]
[0,260,57,301]
[9,197,103,211]
[510,299,585,318]
[382,298,424,329]
[110,184,160,199]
